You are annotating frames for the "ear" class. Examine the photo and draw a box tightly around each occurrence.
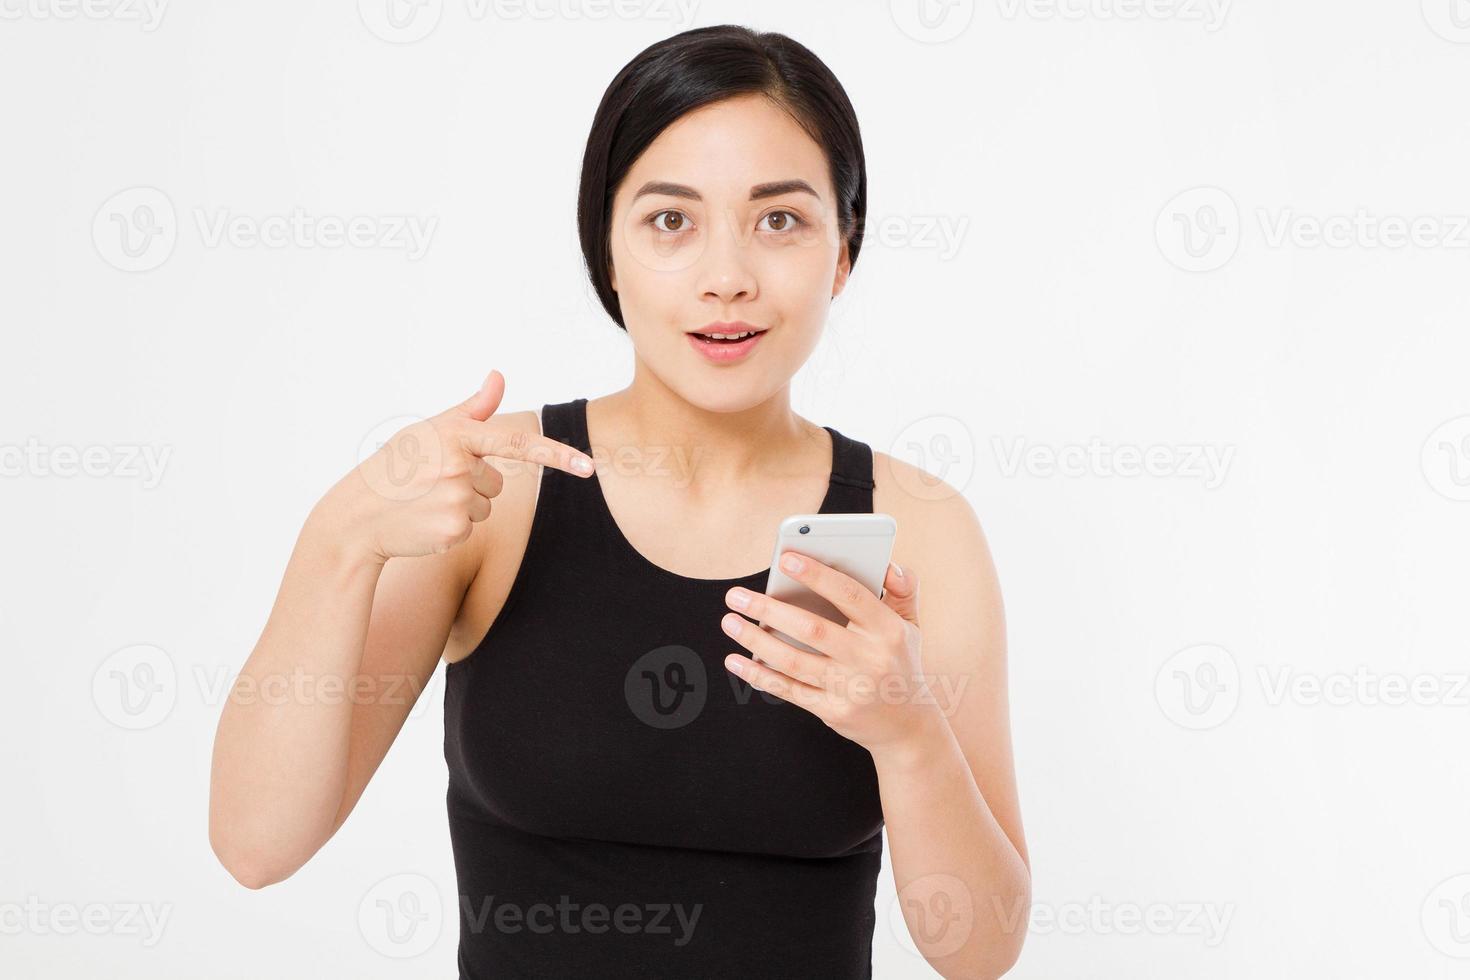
[830,238,851,300]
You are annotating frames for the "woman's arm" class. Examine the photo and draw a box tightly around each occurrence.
[718,452,1029,979]
[867,467,1030,978]
[208,373,592,889]
[207,494,482,889]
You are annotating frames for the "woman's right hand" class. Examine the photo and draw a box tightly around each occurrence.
[319,369,594,563]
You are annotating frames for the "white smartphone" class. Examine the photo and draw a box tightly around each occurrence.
[758,513,898,656]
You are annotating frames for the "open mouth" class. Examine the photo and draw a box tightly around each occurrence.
[689,329,765,344]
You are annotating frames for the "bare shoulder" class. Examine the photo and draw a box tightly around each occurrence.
[871,449,1005,645]
[442,408,547,664]
[872,449,996,569]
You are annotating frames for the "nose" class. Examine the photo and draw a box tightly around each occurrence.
[696,207,757,305]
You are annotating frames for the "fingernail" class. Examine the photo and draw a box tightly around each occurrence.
[890,560,903,579]
[781,552,803,574]
[571,455,593,474]
[722,613,743,637]
[727,588,750,611]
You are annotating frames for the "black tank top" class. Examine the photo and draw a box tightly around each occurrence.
[443,398,885,979]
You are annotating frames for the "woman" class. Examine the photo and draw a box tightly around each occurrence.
[209,24,1029,979]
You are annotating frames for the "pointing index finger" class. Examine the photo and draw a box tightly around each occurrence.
[458,420,595,477]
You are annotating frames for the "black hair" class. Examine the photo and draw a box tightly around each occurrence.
[576,24,867,331]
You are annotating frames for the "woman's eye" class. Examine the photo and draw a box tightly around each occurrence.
[760,210,804,233]
[649,210,691,233]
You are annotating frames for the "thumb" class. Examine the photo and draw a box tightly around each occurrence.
[456,369,505,422]
[880,560,920,627]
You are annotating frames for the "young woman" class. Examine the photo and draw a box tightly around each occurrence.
[209,24,1029,979]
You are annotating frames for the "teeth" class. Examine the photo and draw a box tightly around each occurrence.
[703,331,755,340]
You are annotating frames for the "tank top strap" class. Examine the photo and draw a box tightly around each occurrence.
[819,425,875,513]
[542,397,591,454]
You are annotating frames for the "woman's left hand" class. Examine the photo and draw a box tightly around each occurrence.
[720,551,946,762]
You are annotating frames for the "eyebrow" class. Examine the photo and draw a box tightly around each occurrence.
[630,179,821,203]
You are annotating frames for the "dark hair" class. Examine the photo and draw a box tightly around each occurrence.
[576,25,867,331]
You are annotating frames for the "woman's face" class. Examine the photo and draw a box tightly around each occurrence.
[607,93,851,412]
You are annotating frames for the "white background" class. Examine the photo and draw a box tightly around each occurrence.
[4,0,1470,977]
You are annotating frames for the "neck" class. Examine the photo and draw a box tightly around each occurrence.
[590,359,826,495]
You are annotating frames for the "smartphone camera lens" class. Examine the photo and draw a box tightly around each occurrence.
[798,524,810,535]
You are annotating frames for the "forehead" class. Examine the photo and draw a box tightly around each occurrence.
[619,93,831,202]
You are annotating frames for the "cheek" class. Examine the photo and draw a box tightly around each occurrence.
[756,243,839,310]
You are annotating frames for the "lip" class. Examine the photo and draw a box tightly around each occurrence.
[686,322,766,364]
